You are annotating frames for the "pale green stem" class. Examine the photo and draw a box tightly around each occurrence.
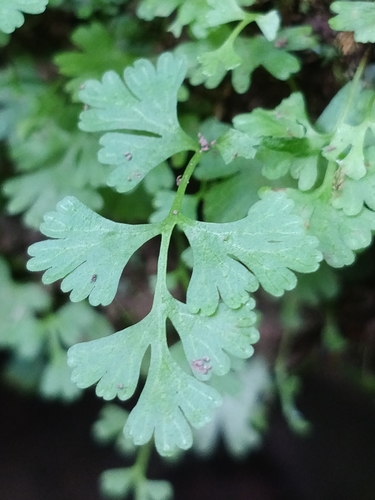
[274,326,290,394]
[168,151,203,217]
[227,16,254,43]
[332,49,369,131]
[45,320,62,361]
[152,151,202,300]
[311,160,337,200]
[132,442,153,499]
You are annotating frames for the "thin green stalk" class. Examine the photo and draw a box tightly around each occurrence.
[132,442,153,499]
[274,326,310,433]
[169,151,202,217]
[155,150,202,301]
[311,160,337,200]
[133,441,152,477]
[228,16,254,43]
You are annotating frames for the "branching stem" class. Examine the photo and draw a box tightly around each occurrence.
[154,151,202,300]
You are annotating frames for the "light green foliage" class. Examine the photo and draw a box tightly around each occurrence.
[1,1,374,498]
[234,92,326,190]
[234,82,375,267]
[137,0,277,40]
[65,294,257,454]
[54,21,140,101]
[39,301,113,400]
[101,467,173,500]
[27,196,161,306]
[0,62,45,140]
[150,190,198,222]
[178,25,317,93]
[0,0,48,33]
[181,191,321,315]
[330,1,375,43]
[137,0,210,38]
[288,189,375,267]
[0,257,51,358]
[4,129,106,228]
[193,356,271,458]
[137,0,285,92]
[0,257,112,399]
[26,53,322,455]
[79,52,196,192]
[0,72,109,228]
[93,405,135,455]
[40,302,113,400]
[202,164,265,223]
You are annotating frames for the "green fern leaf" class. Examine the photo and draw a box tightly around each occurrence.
[79,52,196,192]
[0,0,48,33]
[27,196,161,306]
[4,130,106,228]
[329,1,375,43]
[180,30,305,93]
[101,467,173,500]
[27,52,321,455]
[193,357,271,458]
[288,189,375,267]
[54,22,137,101]
[0,258,50,358]
[137,0,210,38]
[67,296,258,454]
[181,191,322,315]
[331,150,375,216]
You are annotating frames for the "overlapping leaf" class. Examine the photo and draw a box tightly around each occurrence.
[27,51,323,455]
[137,0,278,39]
[331,149,375,216]
[54,22,138,101]
[78,52,196,192]
[180,191,322,315]
[137,0,212,38]
[0,0,48,34]
[288,188,375,267]
[191,118,257,180]
[202,161,271,223]
[0,257,50,358]
[93,405,135,455]
[169,300,259,379]
[0,256,112,400]
[0,62,44,140]
[101,467,173,500]
[150,190,198,223]
[178,26,316,93]
[40,302,113,401]
[27,196,161,306]
[4,129,106,228]
[234,92,327,190]
[329,1,375,43]
[193,357,271,458]
[235,89,375,189]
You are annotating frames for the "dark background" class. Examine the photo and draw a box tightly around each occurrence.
[1,368,375,500]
